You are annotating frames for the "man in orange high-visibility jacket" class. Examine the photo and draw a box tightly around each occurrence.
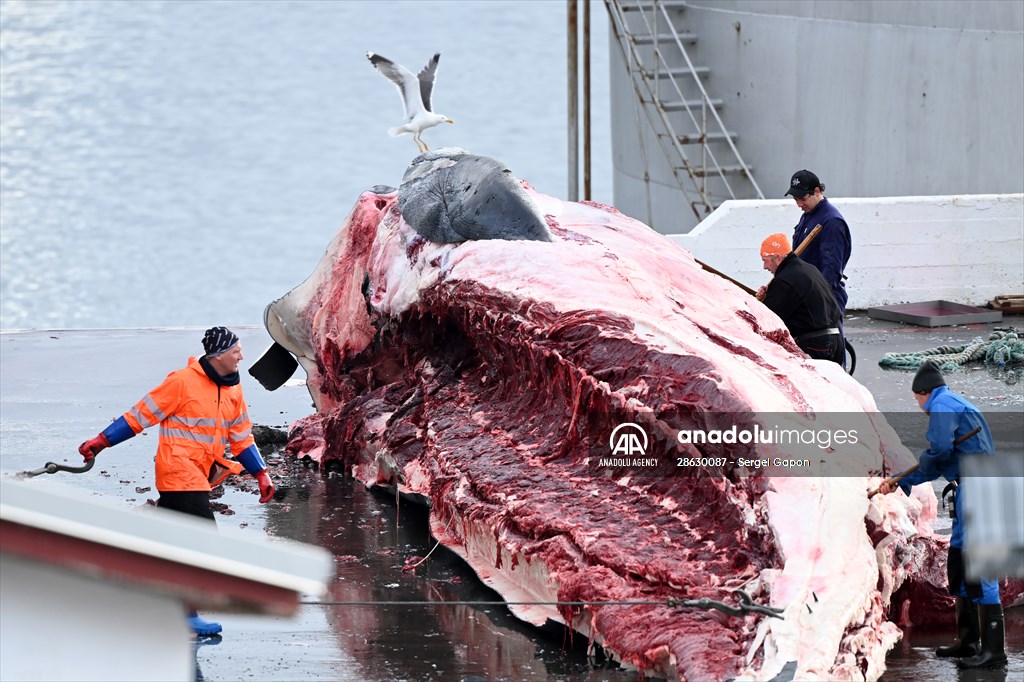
[78,326,275,637]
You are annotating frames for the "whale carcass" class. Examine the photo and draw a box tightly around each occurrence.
[262,150,947,681]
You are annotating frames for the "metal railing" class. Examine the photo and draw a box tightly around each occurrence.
[606,0,764,221]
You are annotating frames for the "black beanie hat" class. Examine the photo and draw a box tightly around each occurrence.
[202,327,239,357]
[912,361,946,395]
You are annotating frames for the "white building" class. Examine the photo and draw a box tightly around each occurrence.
[1,478,333,682]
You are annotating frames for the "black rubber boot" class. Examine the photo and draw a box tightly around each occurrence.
[958,603,1007,669]
[935,597,980,658]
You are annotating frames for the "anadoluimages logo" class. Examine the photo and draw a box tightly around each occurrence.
[609,423,648,457]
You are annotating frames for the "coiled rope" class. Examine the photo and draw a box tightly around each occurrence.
[879,329,1024,371]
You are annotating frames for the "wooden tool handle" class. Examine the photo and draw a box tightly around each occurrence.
[794,224,822,256]
[699,224,824,300]
[695,258,757,295]
[868,426,983,498]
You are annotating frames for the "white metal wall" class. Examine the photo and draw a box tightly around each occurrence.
[671,193,1024,309]
[610,0,1024,233]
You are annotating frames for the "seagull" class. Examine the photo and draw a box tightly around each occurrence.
[367,51,454,153]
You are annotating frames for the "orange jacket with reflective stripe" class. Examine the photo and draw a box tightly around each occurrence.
[122,356,254,492]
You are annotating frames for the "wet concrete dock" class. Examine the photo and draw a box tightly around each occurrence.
[1,317,1021,681]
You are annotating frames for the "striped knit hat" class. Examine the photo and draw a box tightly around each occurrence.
[202,327,239,357]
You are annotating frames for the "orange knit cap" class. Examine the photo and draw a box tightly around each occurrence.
[760,233,791,257]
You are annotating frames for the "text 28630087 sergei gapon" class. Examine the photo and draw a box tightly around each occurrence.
[595,456,813,469]
[677,456,812,469]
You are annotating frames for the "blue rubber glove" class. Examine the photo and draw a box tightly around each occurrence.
[238,444,275,503]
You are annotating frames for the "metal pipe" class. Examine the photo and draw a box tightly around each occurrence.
[583,0,592,200]
[567,0,579,201]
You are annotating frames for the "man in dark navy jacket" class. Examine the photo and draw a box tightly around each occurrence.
[786,170,852,318]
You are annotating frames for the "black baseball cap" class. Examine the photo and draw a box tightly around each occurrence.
[785,170,821,198]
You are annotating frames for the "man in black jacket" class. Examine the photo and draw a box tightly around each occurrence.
[759,233,844,364]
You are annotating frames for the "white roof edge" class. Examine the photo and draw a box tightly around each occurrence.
[713,192,1024,208]
[0,478,332,596]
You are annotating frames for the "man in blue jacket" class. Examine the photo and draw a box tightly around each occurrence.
[786,170,851,320]
[878,362,1006,669]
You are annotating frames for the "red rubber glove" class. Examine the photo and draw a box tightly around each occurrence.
[79,433,111,461]
[255,470,275,503]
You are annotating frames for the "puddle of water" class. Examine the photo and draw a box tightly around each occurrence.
[884,610,1024,681]
[198,459,640,681]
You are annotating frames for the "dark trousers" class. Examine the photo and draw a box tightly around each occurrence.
[835,283,847,370]
[799,332,844,365]
[158,491,216,524]
[948,547,984,601]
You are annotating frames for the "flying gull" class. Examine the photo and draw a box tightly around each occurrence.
[367,51,455,153]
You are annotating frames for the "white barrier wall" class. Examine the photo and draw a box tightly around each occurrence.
[669,194,1024,310]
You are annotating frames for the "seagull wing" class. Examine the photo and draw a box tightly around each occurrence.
[367,51,424,122]
[417,53,441,113]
